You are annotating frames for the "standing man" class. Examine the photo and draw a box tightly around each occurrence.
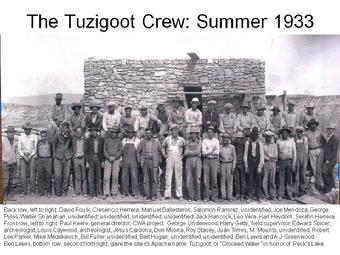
[134,105,161,139]
[72,126,87,197]
[85,103,103,131]
[304,118,326,190]
[69,103,86,131]
[53,121,73,197]
[137,128,163,201]
[219,133,236,202]
[323,123,339,193]
[262,131,278,201]
[254,104,270,134]
[276,126,297,200]
[155,100,169,143]
[120,105,135,136]
[219,103,237,137]
[202,126,220,202]
[2,125,18,201]
[269,106,286,135]
[243,127,264,203]
[233,131,247,201]
[18,122,37,196]
[36,129,53,197]
[162,124,186,200]
[85,124,105,199]
[235,101,257,137]
[121,126,140,198]
[184,127,202,202]
[102,101,121,133]
[103,127,122,199]
[294,126,308,197]
[52,93,66,125]
[299,104,317,130]
[202,100,219,139]
[185,98,202,138]
[168,96,186,137]
[283,100,299,129]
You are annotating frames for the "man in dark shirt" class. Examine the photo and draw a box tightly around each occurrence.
[233,131,246,201]
[72,126,87,197]
[36,129,53,197]
[85,103,103,131]
[202,100,219,139]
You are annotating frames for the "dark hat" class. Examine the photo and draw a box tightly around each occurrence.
[90,103,101,110]
[6,125,15,133]
[295,126,305,132]
[271,105,281,112]
[89,124,100,131]
[61,121,70,128]
[125,126,135,133]
[287,100,295,106]
[307,118,319,127]
[250,127,259,135]
[279,126,292,134]
[221,132,231,138]
[256,104,267,111]
[22,122,33,130]
[108,127,119,133]
[240,101,251,108]
[54,93,63,100]
[124,105,133,110]
[71,103,82,111]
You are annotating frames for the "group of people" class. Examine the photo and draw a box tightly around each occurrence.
[2,93,339,203]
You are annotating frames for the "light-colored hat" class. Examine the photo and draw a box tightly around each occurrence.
[305,104,315,109]
[240,101,251,108]
[139,104,148,110]
[207,100,216,105]
[189,127,200,133]
[326,123,336,129]
[295,126,305,132]
[191,98,200,103]
[234,132,243,138]
[207,125,215,132]
[157,100,165,105]
[40,128,48,134]
[107,101,116,107]
[224,103,233,109]
[169,124,179,131]
[6,125,15,133]
[54,93,63,100]
[22,122,33,130]
[263,131,274,137]
[221,132,231,138]
[90,103,101,110]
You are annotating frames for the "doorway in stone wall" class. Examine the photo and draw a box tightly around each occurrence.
[183,86,202,111]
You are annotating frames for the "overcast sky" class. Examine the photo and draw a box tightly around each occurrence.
[2,33,340,98]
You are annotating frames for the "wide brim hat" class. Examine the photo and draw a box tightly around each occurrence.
[22,122,33,130]
[224,103,233,109]
[169,124,179,131]
[54,93,64,100]
[256,104,267,111]
[89,124,100,131]
[71,103,82,110]
[271,106,281,112]
[90,103,102,110]
[250,127,260,135]
[221,133,231,138]
[305,104,315,109]
[326,123,336,129]
[6,125,16,133]
[307,118,319,127]
[107,127,120,133]
[287,100,295,106]
[207,100,217,105]
[240,101,251,108]
[279,126,292,134]
[191,98,200,104]
[263,131,274,137]
[295,126,305,132]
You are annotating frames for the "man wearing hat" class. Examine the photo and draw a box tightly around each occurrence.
[2,125,18,201]
[121,126,141,198]
[162,124,186,200]
[185,98,202,137]
[85,124,105,199]
[72,126,87,197]
[299,104,317,129]
[52,93,66,125]
[120,105,135,136]
[53,121,73,197]
[219,103,237,136]
[322,123,338,193]
[233,131,247,201]
[219,133,236,202]
[168,96,186,137]
[304,118,326,190]
[202,100,219,139]
[155,100,169,143]
[262,131,278,200]
[254,104,270,134]
[134,104,161,139]
[69,103,86,131]
[18,122,38,196]
[184,126,202,202]
[103,127,122,199]
[283,100,299,129]
[269,105,286,134]
[276,126,296,200]
[102,101,121,133]
[137,128,163,201]
[235,101,256,136]
[36,129,53,197]
[243,127,264,202]
[294,126,308,197]
[202,125,220,202]
[85,103,103,131]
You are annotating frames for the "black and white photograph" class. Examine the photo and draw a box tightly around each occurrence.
[1,34,340,205]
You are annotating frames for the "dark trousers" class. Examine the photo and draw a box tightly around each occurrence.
[322,163,336,193]
[54,158,71,196]
[37,158,52,196]
[185,157,202,201]
[19,157,35,194]
[246,158,263,199]
[294,153,306,195]
[234,162,246,198]
[143,158,158,199]
[278,159,293,197]
[203,158,218,201]
[121,160,138,196]
[3,163,16,199]
[88,157,102,197]
[73,157,87,195]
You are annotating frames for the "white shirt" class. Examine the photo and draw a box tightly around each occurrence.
[102,111,121,131]
[185,108,202,127]
[18,133,38,158]
[122,137,141,149]
[202,137,219,156]
[243,139,264,169]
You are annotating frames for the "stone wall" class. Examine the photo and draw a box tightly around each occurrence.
[83,58,265,112]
